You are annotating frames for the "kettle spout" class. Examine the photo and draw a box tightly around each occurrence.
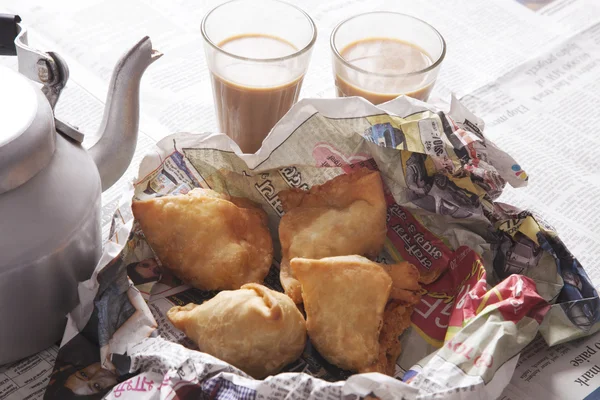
[89,37,162,191]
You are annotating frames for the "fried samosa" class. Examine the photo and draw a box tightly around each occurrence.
[132,188,272,291]
[291,255,420,374]
[278,168,387,303]
[291,255,388,371]
[167,284,306,379]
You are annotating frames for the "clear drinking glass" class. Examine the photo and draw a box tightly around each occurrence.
[330,12,446,105]
[201,0,317,153]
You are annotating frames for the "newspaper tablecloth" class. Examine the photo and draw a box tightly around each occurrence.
[42,96,600,400]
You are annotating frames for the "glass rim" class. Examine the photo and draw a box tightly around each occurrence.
[330,11,447,78]
[201,0,317,63]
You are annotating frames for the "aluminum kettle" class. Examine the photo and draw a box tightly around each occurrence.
[0,14,161,364]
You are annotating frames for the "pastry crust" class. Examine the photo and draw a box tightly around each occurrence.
[364,262,420,375]
[167,283,306,379]
[292,255,420,374]
[380,262,421,305]
[132,188,273,291]
[360,302,414,375]
[291,255,391,371]
[278,169,387,303]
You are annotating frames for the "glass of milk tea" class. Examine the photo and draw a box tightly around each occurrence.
[331,12,446,105]
[201,0,316,153]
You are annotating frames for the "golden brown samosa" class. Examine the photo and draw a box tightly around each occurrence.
[132,188,272,291]
[291,255,390,371]
[291,255,420,374]
[167,284,306,378]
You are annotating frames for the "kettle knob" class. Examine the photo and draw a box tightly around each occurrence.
[0,14,20,55]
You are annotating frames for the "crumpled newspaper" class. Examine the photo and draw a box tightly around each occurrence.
[43,96,600,400]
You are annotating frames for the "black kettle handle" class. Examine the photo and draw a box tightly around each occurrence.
[0,14,20,56]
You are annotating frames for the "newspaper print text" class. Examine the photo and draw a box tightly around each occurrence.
[254,174,284,216]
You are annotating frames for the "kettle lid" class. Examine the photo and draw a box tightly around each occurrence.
[0,65,56,195]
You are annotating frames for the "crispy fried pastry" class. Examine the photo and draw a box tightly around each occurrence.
[278,168,387,303]
[132,188,272,291]
[291,255,420,374]
[360,301,414,375]
[380,262,421,305]
[363,261,420,375]
[167,283,306,379]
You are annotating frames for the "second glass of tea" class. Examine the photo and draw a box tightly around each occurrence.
[201,0,317,153]
[331,12,446,105]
